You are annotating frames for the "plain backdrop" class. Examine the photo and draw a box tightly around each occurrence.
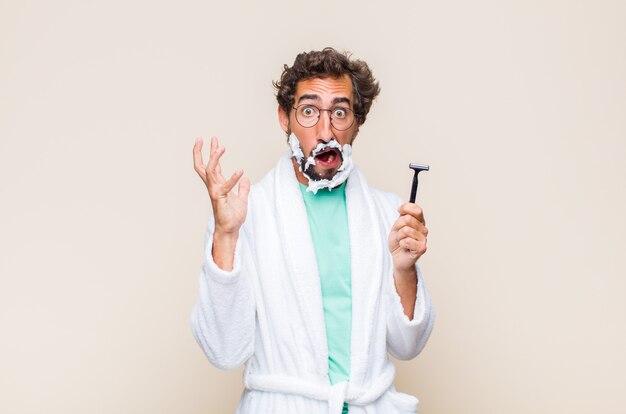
[1,0,625,413]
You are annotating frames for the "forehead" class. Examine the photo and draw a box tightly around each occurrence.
[294,75,353,102]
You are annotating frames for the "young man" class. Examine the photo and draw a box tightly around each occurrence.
[191,48,434,414]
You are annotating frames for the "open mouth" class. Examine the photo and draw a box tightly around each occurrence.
[313,147,342,165]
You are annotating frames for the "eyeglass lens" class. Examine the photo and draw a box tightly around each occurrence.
[294,105,354,130]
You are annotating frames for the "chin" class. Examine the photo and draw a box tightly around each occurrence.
[306,167,338,181]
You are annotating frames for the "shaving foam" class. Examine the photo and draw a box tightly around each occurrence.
[288,133,354,194]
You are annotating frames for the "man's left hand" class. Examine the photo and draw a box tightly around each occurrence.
[388,202,428,271]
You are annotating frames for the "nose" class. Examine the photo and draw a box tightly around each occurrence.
[317,110,334,142]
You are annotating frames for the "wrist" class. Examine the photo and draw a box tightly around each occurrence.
[212,229,240,271]
[393,263,417,280]
[213,229,239,254]
[214,227,239,241]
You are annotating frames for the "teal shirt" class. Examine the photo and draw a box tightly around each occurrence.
[299,182,352,414]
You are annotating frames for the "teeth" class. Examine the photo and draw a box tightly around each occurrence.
[315,150,337,164]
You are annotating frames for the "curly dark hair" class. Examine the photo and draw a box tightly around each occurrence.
[273,47,381,126]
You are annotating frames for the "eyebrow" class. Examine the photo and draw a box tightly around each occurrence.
[297,94,320,103]
[296,94,352,106]
[332,97,351,106]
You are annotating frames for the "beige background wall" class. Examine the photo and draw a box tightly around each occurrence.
[1,0,625,413]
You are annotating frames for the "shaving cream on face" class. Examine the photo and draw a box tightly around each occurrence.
[288,132,354,194]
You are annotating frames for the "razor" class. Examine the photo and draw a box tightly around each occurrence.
[409,163,429,203]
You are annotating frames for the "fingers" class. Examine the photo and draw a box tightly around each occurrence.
[193,138,207,182]
[391,214,427,234]
[194,136,227,187]
[395,225,426,243]
[238,177,251,203]
[390,203,428,258]
[393,225,427,256]
[206,137,230,187]
[398,236,427,256]
[223,169,244,194]
[392,203,427,239]
[207,137,225,177]
[194,136,248,201]
[398,202,425,224]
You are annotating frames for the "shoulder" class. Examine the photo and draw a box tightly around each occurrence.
[248,151,292,200]
[244,159,282,222]
[348,166,404,223]
[244,177,272,225]
[366,185,404,227]
[368,185,404,212]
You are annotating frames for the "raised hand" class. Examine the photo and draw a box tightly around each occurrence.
[388,202,428,319]
[388,202,428,272]
[193,137,250,270]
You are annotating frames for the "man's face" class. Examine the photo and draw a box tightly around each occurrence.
[279,75,359,185]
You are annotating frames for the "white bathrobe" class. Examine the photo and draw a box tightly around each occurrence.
[191,152,435,414]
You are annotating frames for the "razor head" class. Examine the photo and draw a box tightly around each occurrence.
[409,163,430,172]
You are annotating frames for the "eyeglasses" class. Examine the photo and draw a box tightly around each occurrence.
[292,104,356,131]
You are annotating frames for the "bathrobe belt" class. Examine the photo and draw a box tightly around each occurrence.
[244,364,396,414]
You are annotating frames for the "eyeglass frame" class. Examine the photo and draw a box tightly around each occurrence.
[291,104,356,131]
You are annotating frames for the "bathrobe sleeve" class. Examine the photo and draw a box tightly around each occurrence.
[190,219,256,370]
[383,193,436,360]
[386,263,435,360]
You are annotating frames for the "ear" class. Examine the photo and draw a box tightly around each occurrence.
[278,105,289,133]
